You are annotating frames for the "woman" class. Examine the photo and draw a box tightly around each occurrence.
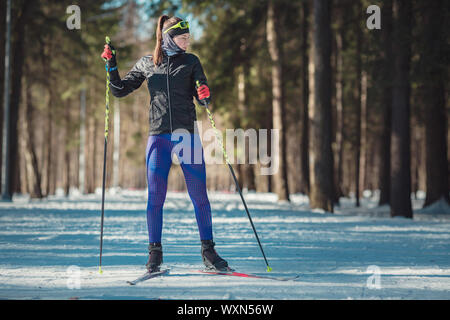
[101,15,229,273]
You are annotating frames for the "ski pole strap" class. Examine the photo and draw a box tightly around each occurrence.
[105,65,117,72]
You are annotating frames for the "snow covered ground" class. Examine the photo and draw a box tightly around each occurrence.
[0,189,449,300]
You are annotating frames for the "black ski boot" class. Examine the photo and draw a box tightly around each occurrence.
[201,240,229,271]
[146,242,163,273]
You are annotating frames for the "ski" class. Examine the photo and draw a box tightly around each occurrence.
[198,269,299,282]
[127,269,169,285]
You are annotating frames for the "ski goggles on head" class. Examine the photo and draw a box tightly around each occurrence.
[163,20,190,37]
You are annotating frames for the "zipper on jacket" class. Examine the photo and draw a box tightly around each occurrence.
[166,56,173,133]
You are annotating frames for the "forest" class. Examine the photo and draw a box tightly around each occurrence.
[0,0,448,219]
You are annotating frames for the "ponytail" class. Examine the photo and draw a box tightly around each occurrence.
[153,15,169,65]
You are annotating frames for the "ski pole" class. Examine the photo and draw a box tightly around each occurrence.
[99,36,114,274]
[196,81,272,272]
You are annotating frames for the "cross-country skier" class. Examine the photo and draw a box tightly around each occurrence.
[101,15,229,273]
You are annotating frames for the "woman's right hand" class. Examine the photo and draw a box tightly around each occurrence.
[101,43,117,70]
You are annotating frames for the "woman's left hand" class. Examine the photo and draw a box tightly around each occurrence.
[197,84,210,102]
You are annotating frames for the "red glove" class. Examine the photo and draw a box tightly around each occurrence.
[101,44,113,60]
[197,84,210,101]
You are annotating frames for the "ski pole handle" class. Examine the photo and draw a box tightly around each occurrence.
[102,36,116,65]
[102,36,111,62]
[105,36,116,55]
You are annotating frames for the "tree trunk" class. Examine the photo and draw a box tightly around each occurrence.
[335,7,345,202]
[7,0,35,195]
[24,74,43,198]
[360,71,368,192]
[266,108,273,193]
[113,99,120,189]
[42,40,54,197]
[92,116,98,192]
[354,5,362,207]
[390,0,413,218]
[237,59,256,191]
[45,98,53,196]
[64,100,72,196]
[266,0,290,201]
[86,115,98,194]
[236,64,246,191]
[0,0,5,185]
[309,0,334,212]
[378,0,393,206]
[236,164,244,191]
[79,74,87,194]
[421,0,449,206]
[300,0,310,196]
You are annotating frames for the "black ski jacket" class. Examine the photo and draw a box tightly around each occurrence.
[108,52,210,135]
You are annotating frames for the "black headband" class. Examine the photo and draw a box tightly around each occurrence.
[165,27,189,37]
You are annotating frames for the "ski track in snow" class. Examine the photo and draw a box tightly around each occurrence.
[0,190,449,300]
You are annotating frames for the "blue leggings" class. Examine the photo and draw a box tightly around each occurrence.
[145,133,213,243]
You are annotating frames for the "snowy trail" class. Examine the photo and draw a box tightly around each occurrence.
[0,190,449,299]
